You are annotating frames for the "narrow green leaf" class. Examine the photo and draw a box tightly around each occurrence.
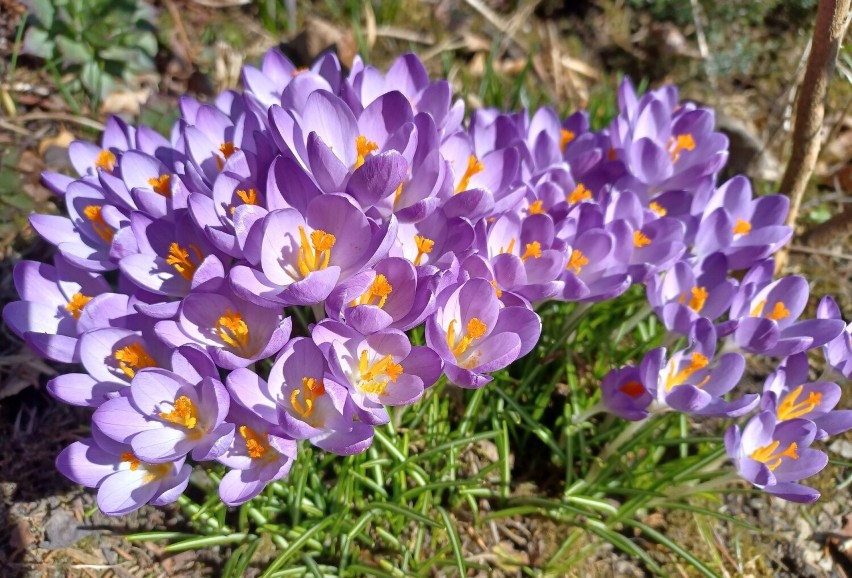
[437,507,466,577]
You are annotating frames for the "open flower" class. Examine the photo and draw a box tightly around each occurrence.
[725,411,827,503]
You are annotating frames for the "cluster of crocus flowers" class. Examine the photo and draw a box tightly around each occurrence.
[3,48,850,514]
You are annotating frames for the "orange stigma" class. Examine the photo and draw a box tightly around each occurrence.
[159,395,199,429]
[568,183,592,204]
[566,249,588,274]
[446,317,487,357]
[148,174,172,198]
[560,129,575,152]
[351,274,393,308]
[121,452,141,471]
[83,205,115,243]
[733,218,752,236]
[777,386,822,421]
[620,381,646,399]
[290,377,325,420]
[239,425,269,459]
[678,286,708,313]
[521,242,542,262]
[528,200,545,215]
[354,135,379,169]
[216,142,238,170]
[295,227,336,278]
[65,292,93,319]
[455,155,484,194]
[114,342,157,379]
[358,350,404,395]
[668,134,695,162]
[633,231,651,248]
[216,308,250,352]
[95,150,117,173]
[166,242,203,281]
[665,352,709,391]
[750,440,799,470]
[413,235,434,266]
[649,202,667,216]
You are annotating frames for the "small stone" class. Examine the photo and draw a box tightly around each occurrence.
[41,510,91,550]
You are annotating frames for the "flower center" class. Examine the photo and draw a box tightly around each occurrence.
[166,242,203,281]
[447,317,487,357]
[665,352,710,391]
[566,249,588,274]
[455,155,484,194]
[358,350,404,395]
[64,292,93,319]
[620,381,646,398]
[290,377,325,421]
[114,342,157,379]
[750,299,790,321]
[521,242,542,262]
[733,218,752,236]
[668,134,695,162]
[229,188,259,215]
[633,231,651,248]
[83,205,114,243]
[159,395,198,429]
[560,128,575,152]
[354,135,379,170]
[95,150,116,173]
[121,452,141,471]
[239,425,270,459]
[351,274,393,308]
[413,235,434,266]
[777,385,823,421]
[216,142,238,171]
[750,440,799,471]
[649,202,667,216]
[148,175,171,198]
[295,227,335,278]
[678,286,708,313]
[528,200,545,215]
[567,183,592,204]
[216,308,250,353]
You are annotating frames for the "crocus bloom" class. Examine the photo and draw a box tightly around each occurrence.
[312,320,442,424]
[817,296,852,379]
[270,337,375,455]
[56,433,190,516]
[68,116,135,178]
[761,353,852,440]
[600,365,653,421]
[426,278,541,388]
[725,411,827,503]
[93,368,234,463]
[155,290,291,369]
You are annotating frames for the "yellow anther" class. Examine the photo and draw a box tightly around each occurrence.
[668,134,695,162]
[114,342,157,379]
[95,150,117,173]
[216,142,239,171]
[521,242,542,262]
[560,128,575,152]
[649,202,667,216]
[567,183,592,204]
[65,292,93,320]
[455,155,484,194]
[216,308,250,352]
[237,188,258,206]
[528,200,545,215]
[566,249,588,274]
[490,279,503,298]
[159,395,198,429]
[777,385,822,421]
[393,182,404,208]
[83,205,115,243]
[633,230,651,248]
[351,274,393,308]
[290,377,325,419]
[733,218,752,236]
[665,352,709,391]
[296,226,336,278]
[166,242,203,281]
[239,425,269,459]
[499,238,517,256]
[413,235,434,266]
[121,452,141,471]
[358,350,404,395]
[620,381,646,399]
[750,440,799,471]
[354,135,379,170]
[678,286,708,313]
[447,317,488,357]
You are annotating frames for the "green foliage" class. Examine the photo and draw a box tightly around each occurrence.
[21,0,158,103]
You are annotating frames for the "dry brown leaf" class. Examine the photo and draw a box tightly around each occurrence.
[38,127,75,156]
[101,88,152,116]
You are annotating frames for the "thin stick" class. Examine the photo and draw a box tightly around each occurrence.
[776,0,851,272]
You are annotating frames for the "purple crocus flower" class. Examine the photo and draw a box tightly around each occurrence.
[817,296,852,379]
[425,278,541,388]
[646,254,738,336]
[730,274,845,357]
[98,150,187,220]
[68,116,135,178]
[155,290,291,369]
[92,368,234,463]
[230,194,395,307]
[270,337,375,455]
[324,257,437,334]
[312,320,442,424]
[558,228,631,302]
[57,434,190,516]
[761,353,852,439]
[391,210,475,268]
[694,176,792,270]
[640,320,759,417]
[600,365,653,421]
[725,411,827,503]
